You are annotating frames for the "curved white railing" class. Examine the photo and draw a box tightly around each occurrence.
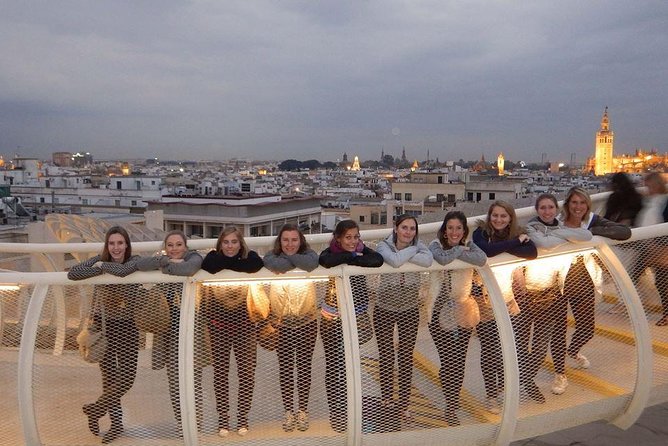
[2,193,668,446]
[3,222,668,446]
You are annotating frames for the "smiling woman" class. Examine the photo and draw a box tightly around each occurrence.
[375,214,433,425]
[67,226,140,444]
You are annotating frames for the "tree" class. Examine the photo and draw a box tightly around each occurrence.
[278,159,302,171]
[302,159,322,170]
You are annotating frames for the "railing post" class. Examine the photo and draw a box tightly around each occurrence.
[51,285,66,356]
[477,265,520,446]
[595,243,652,429]
[18,284,49,446]
[179,279,198,446]
[337,270,363,446]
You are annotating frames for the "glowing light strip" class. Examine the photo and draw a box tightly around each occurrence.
[201,276,330,286]
[0,284,20,291]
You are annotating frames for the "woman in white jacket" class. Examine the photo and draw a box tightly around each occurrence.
[524,194,591,397]
[263,224,320,432]
[428,211,487,426]
[375,214,433,424]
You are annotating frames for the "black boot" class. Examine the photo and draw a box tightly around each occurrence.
[102,406,124,444]
[82,403,103,436]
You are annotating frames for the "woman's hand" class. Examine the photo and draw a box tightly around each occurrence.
[518,234,530,243]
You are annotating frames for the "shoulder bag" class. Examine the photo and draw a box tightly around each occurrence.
[77,297,108,363]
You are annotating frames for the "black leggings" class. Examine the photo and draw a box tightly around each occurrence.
[276,319,318,412]
[209,315,257,427]
[430,323,472,411]
[477,319,503,399]
[551,258,595,374]
[374,306,419,411]
[96,318,139,415]
[321,317,347,430]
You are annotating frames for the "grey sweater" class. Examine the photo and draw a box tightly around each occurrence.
[375,234,433,312]
[263,249,319,273]
[68,254,140,320]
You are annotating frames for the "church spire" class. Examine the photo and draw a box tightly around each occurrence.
[600,106,609,131]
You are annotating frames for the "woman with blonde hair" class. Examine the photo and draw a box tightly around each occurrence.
[525,194,591,396]
[472,201,540,405]
[202,226,264,437]
[137,230,209,434]
[555,187,630,373]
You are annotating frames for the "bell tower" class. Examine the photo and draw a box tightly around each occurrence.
[594,107,614,176]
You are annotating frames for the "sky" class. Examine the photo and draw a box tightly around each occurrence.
[1,1,667,165]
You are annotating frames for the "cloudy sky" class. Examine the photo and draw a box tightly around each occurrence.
[1,1,666,164]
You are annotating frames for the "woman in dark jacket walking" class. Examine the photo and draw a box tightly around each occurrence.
[69,226,139,444]
[319,219,383,432]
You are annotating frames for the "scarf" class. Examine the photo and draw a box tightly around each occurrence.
[328,238,365,254]
[489,227,510,242]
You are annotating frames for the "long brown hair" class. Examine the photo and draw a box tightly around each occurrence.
[437,210,468,248]
[478,200,523,240]
[332,219,360,242]
[215,226,250,259]
[100,226,132,262]
[272,223,310,255]
[392,213,419,245]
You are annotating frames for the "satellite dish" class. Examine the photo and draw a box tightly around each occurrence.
[519,161,526,168]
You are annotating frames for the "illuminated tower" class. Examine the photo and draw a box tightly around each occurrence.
[594,107,614,176]
[351,155,361,171]
[497,152,505,175]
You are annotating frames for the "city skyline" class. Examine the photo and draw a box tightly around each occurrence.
[1,1,667,163]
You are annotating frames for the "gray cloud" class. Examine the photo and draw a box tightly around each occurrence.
[0,0,666,163]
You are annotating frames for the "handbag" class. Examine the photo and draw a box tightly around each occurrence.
[454,297,481,329]
[77,298,108,363]
[134,286,171,334]
[247,283,270,324]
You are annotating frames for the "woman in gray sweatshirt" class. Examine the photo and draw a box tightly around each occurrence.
[263,224,319,433]
[375,214,433,424]
[136,230,208,435]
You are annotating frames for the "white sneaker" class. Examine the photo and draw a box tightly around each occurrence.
[551,374,568,395]
[218,428,229,437]
[486,396,501,414]
[282,410,295,432]
[296,410,309,431]
[572,352,590,369]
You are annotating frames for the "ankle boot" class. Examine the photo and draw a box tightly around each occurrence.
[82,403,103,436]
[102,406,124,444]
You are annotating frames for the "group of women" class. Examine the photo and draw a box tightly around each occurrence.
[70,184,635,442]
